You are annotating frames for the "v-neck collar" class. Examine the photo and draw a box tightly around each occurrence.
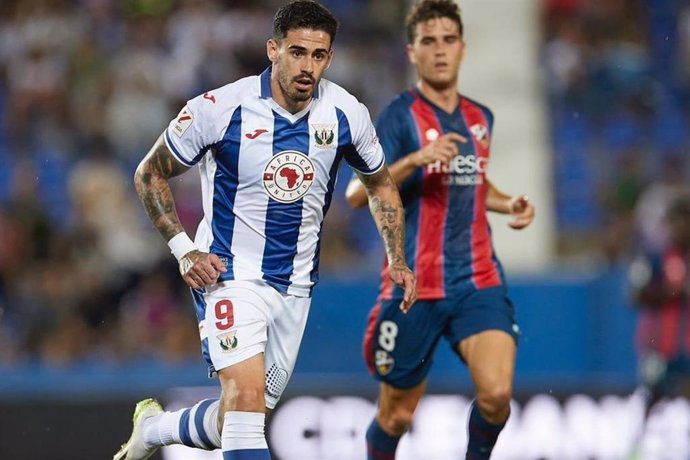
[259,67,318,123]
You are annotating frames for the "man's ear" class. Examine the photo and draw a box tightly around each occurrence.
[324,49,334,71]
[407,44,416,65]
[267,39,279,63]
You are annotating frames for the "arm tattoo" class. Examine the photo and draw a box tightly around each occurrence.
[134,140,190,242]
[361,171,406,266]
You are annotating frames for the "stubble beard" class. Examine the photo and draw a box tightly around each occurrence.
[279,72,312,104]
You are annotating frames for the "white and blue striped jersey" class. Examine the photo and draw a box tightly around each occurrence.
[164,68,385,297]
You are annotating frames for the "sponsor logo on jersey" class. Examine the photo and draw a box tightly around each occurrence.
[203,92,216,104]
[312,124,335,148]
[218,330,238,352]
[425,155,488,186]
[246,128,269,139]
[469,123,489,148]
[262,150,315,203]
[172,108,193,137]
[375,350,395,375]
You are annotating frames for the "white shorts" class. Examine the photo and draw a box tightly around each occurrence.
[193,279,311,409]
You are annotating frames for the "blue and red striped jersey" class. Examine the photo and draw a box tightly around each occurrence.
[633,248,690,359]
[377,88,505,300]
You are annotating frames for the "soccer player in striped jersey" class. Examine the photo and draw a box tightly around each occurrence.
[113,2,416,460]
[346,1,535,459]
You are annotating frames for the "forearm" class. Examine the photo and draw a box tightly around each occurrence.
[485,178,512,214]
[346,154,418,209]
[362,169,407,266]
[134,136,190,242]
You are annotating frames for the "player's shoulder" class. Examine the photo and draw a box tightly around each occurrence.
[379,90,416,118]
[190,75,259,113]
[460,94,494,122]
[318,78,368,114]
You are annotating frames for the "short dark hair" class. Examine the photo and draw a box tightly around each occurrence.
[406,0,464,43]
[273,1,339,44]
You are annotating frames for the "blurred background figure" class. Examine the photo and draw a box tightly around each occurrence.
[628,194,690,458]
[631,195,690,408]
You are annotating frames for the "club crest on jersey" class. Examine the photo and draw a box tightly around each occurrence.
[262,150,315,203]
[312,124,335,148]
[172,108,193,138]
[375,350,395,376]
[217,331,238,352]
[425,128,439,141]
[469,124,490,148]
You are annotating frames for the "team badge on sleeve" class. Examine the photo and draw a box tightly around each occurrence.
[172,107,194,138]
[262,150,315,203]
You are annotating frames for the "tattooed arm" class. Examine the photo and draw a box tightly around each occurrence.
[134,134,226,288]
[357,165,417,312]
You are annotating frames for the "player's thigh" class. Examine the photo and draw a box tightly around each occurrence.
[201,280,271,377]
[378,379,427,420]
[363,298,446,389]
[459,330,516,393]
[444,287,518,389]
[263,293,311,409]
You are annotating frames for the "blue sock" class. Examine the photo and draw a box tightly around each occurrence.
[366,418,401,460]
[223,449,271,460]
[144,398,221,449]
[221,411,271,460]
[466,402,506,460]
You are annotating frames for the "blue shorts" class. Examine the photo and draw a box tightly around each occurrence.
[363,286,520,389]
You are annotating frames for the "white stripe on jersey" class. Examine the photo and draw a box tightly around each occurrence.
[230,103,272,282]
[288,106,339,292]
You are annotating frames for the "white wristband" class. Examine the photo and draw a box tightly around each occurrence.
[168,232,198,261]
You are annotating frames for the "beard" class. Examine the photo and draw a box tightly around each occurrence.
[278,71,314,103]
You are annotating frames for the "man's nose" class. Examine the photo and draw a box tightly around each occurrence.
[302,57,315,73]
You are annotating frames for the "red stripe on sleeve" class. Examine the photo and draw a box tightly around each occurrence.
[460,98,502,289]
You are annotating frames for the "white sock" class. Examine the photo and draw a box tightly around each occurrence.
[222,411,268,451]
[143,399,221,449]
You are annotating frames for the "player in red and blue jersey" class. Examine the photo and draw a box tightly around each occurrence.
[346,1,535,459]
[630,194,690,417]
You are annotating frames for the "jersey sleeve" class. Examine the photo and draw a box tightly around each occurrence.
[343,102,385,175]
[164,95,216,167]
[375,102,407,165]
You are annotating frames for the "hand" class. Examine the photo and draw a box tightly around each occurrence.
[179,250,228,289]
[388,263,417,313]
[507,195,535,230]
[411,132,467,167]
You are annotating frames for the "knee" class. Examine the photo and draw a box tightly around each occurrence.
[379,405,415,436]
[220,384,265,413]
[476,383,512,421]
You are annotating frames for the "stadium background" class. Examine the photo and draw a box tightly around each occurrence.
[0,0,688,458]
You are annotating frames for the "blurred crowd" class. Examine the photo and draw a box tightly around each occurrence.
[0,0,406,367]
[541,0,690,263]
